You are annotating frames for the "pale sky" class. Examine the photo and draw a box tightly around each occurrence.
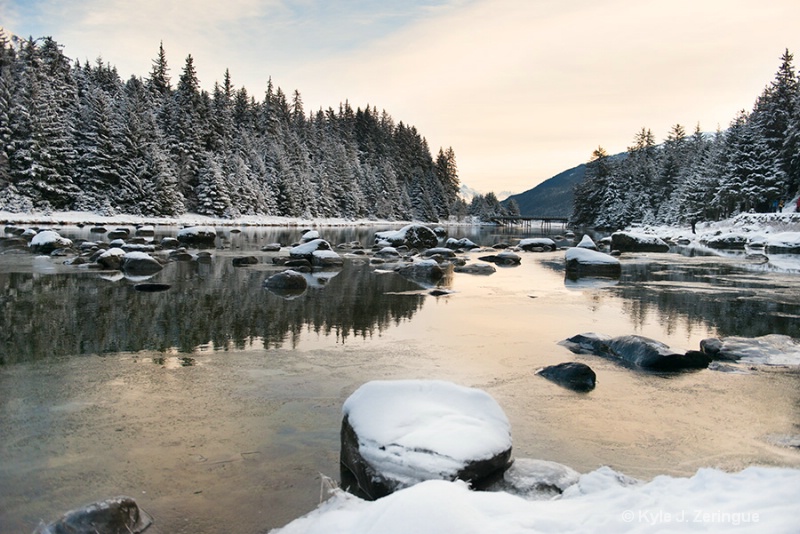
[3,0,800,195]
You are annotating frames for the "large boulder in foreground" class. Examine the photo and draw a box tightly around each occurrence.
[536,362,597,392]
[33,496,152,534]
[341,380,513,500]
[375,224,438,250]
[560,333,711,371]
[564,247,620,278]
[610,231,669,253]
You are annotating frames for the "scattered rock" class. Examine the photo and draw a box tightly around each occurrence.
[478,251,521,265]
[33,496,153,534]
[445,237,479,250]
[560,333,711,371]
[232,256,259,267]
[29,230,73,254]
[454,263,497,275]
[537,362,597,392]
[264,269,308,291]
[177,226,217,247]
[375,224,438,250]
[121,252,163,276]
[610,231,669,253]
[518,238,556,252]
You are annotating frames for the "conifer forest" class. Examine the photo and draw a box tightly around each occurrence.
[0,33,462,221]
[572,50,800,229]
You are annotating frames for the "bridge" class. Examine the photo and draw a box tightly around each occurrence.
[490,215,570,230]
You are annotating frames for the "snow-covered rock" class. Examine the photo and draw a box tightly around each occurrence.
[374,224,438,250]
[272,466,800,534]
[300,229,320,242]
[29,230,72,254]
[576,234,598,250]
[518,237,556,252]
[96,247,126,270]
[289,238,338,266]
[564,247,621,277]
[764,232,800,253]
[340,380,512,499]
[700,334,800,366]
[610,231,669,252]
[702,232,749,249]
[176,225,216,247]
[445,237,479,250]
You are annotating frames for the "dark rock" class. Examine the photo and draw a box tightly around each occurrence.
[537,362,597,392]
[89,226,107,234]
[160,237,180,249]
[121,253,163,276]
[96,248,126,270]
[611,231,670,252]
[394,259,445,282]
[232,255,259,267]
[107,229,130,240]
[264,269,308,290]
[135,225,155,237]
[422,247,457,258]
[445,237,479,250]
[454,263,496,275]
[261,242,282,252]
[478,251,521,265]
[33,496,152,534]
[560,333,711,371]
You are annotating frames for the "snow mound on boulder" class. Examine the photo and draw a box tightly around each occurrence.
[342,380,511,491]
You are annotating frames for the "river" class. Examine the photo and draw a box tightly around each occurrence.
[1,224,799,533]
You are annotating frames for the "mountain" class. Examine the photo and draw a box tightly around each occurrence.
[502,164,587,218]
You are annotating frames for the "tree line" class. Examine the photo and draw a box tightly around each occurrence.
[0,32,462,221]
[573,50,800,229]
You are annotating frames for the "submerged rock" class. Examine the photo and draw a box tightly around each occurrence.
[560,333,711,371]
[340,380,512,500]
[537,362,597,392]
[394,259,445,283]
[454,263,496,275]
[700,335,800,366]
[33,496,153,534]
[478,251,521,265]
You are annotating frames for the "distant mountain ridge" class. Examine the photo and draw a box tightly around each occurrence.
[502,164,587,218]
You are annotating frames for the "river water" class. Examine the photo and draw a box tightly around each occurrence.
[1,224,799,533]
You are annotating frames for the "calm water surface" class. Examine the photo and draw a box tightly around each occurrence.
[1,225,799,533]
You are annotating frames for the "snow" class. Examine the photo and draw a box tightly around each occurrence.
[343,380,511,488]
[98,247,125,259]
[565,247,619,265]
[271,465,800,534]
[577,235,597,249]
[123,251,156,261]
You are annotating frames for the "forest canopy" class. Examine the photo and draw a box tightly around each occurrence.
[0,32,463,221]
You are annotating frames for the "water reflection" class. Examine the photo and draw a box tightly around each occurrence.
[0,259,427,365]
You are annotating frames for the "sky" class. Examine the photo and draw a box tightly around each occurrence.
[3,0,800,196]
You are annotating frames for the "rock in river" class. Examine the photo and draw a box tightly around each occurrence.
[33,495,153,534]
[560,333,711,371]
[537,362,597,392]
[340,380,512,500]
